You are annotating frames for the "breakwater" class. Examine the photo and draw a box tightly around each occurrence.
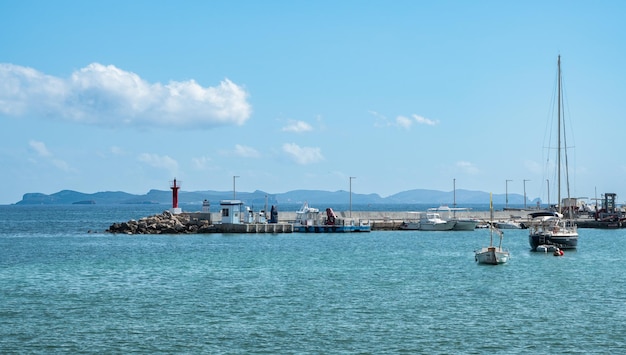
[106,209,617,234]
[106,210,293,234]
[106,209,534,234]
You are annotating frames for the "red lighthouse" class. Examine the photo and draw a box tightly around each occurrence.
[170,178,182,214]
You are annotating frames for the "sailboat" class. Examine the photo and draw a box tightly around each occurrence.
[528,55,579,251]
[475,193,510,265]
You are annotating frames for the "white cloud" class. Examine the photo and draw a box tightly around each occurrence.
[371,111,438,129]
[0,63,252,129]
[191,156,211,170]
[138,153,179,175]
[412,114,438,126]
[282,120,313,133]
[456,161,479,174]
[110,146,126,155]
[218,144,261,158]
[282,143,324,165]
[233,144,260,158]
[27,139,74,172]
[28,140,52,157]
[51,159,71,171]
[396,115,413,129]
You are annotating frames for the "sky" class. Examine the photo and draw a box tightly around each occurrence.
[0,0,625,205]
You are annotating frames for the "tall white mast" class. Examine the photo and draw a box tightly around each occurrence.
[557,55,562,215]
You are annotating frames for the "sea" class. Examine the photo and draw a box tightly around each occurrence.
[1,204,625,354]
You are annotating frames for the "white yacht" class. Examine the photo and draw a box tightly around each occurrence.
[417,212,456,231]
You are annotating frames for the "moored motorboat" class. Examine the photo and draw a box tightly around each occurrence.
[399,212,421,230]
[417,212,456,231]
[427,206,479,231]
[528,211,578,250]
[495,220,523,229]
[399,221,420,230]
[451,219,479,230]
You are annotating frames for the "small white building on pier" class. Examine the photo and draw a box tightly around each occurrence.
[220,200,244,224]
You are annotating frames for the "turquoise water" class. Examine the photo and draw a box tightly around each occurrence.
[1,205,625,353]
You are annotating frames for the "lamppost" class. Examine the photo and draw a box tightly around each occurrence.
[506,179,513,209]
[523,179,530,209]
[453,178,456,208]
[233,175,239,199]
[349,176,356,218]
[546,179,550,208]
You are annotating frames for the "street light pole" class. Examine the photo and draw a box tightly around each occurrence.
[233,175,239,199]
[546,179,550,208]
[453,178,456,208]
[506,179,513,209]
[523,179,528,209]
[349,177,355,218]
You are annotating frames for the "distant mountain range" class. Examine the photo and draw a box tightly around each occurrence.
[14,189,538,206]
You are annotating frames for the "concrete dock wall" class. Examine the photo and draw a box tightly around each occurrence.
[214,223,293,233]
[275,210,532,223]
[199,210,533,224]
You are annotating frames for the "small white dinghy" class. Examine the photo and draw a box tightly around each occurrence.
[536,244,558,253]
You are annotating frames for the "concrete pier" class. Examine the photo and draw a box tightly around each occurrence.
[109,209,613,234]
[192,209,534,232]
[210,223,293,233]
[200,210,526,225]
[194,209,620,231]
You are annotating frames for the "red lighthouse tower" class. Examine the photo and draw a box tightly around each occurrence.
[170,178,182,214]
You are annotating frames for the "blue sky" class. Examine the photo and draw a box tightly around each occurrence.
[1,0,625,205]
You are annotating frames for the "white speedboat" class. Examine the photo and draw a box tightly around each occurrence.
[495,220,523,229]
[428,206,479,231]
[451,219,479,230]
[399,212,421,230]
[417,212,456,231]
[399,221,420,230]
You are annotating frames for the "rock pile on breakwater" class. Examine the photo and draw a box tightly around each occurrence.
[106,210,212,234]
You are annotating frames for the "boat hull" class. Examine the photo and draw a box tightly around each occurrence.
[452,220,478,231]
[529,233,578,251]
[399,222,420,230]
[418,221,456,231]
[475,247,509,265]
[495,222,522,229]
[399,220,457,231]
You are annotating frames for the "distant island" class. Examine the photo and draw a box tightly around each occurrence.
[14,188,536,206]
